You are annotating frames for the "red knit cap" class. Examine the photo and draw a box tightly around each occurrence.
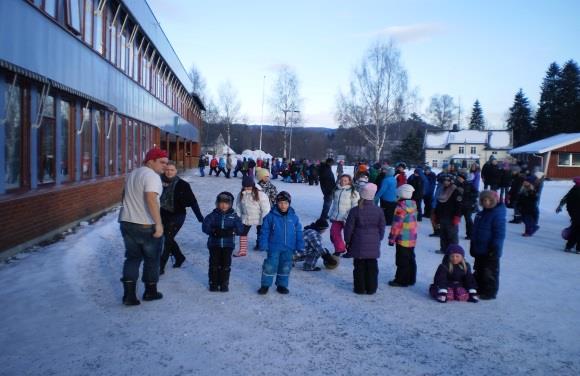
[144,148,168,163]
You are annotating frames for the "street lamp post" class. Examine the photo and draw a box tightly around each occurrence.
[288,110,300,160]
[259,75,266,151]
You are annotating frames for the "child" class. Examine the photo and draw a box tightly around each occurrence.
[430,244,479,303]
[517,176,539,236]
[329,174,360,256]
[344,183,386,295]
[256,167,278,206]
[375,167,397,225]
[433,174,462,254]
[302,219,339,271]
[202,192,244,292]
[556,176,580,253]
[235,175,271,256]
[258,191,304,295]
[388,184,418,287]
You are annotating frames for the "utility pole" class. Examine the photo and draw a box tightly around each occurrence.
[259,75,265,151]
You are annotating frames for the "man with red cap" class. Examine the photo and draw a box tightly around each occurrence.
[119,148,168,306]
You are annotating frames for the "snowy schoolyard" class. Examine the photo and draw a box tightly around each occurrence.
[1,170,579,376]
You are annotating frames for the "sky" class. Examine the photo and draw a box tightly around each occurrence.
[147,0,580,128]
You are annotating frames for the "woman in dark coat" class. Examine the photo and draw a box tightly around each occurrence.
[470,190,506,299]
[344,183,386,295]
[160,162,205,274]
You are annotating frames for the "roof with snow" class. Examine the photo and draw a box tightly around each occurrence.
[509,133,580,154]
[424,130,512,149]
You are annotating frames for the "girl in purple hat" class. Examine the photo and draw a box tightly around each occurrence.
[430,244,479,303]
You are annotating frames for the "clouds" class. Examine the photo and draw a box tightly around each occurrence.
[361,23,447,43]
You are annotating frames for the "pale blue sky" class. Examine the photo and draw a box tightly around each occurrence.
[147,0,579,128]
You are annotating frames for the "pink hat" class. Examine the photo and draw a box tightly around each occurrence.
[360,183,377,200]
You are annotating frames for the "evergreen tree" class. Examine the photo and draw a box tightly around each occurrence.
[534,62,561,139]
[557,60,580,133]
[468,100,485,130]
[506,89,534,147]
[391,129,424,165]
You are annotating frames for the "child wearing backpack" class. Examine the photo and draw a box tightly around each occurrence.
[429,244,479,303]
[344,183,386,295]
[202,192,244,292]
[387,184,418,287]
[257,191,304,295]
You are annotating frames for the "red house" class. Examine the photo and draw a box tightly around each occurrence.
[509,133,580,179]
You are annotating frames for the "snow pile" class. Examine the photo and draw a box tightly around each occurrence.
[0,173,579,375]
[488,131,513,149]
[424,131,449,148]
[240,149,273,161]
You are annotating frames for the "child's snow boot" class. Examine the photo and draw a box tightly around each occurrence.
[257,286,269,295]
[276,286,289,294]
[321,252,339,269]
[219,267,231,292]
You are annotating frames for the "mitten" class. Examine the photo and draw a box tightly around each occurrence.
[468,289,479,303]
[452,216,460,226]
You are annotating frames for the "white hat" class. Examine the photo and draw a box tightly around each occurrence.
[397,184,415,200]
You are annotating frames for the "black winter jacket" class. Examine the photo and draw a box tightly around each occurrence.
[433,262,477,291]
[319,163,336,196]
[161,178,204,221]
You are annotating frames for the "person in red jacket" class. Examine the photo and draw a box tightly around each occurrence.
[395,163,407,187]
[209,156,219,176]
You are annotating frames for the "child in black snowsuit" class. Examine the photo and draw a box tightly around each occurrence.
[202,192,244,292]
[518,177,539,236]
[430,244,479,303]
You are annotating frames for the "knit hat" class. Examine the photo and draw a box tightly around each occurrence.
[242,175,255,188]
[358,164,368,173]
[479,190,499,208]
[276,191,291,204]
[144,148,168,163]
[397,184,415,200]
[385,167,395,177]
[216,191,234,205]
[360,183,377,200]
[446,244,465,257]
[256,168,270,182]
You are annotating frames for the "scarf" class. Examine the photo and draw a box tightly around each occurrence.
[437,184,456,204]
[160,175,179,212]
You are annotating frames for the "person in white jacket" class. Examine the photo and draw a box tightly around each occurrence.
[329,174,360,256]
[235,175,271,256]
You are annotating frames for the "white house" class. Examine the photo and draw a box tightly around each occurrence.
[424,130,513,168]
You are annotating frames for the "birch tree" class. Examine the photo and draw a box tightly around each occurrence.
[217,81,241,146]
[269,65,301,158]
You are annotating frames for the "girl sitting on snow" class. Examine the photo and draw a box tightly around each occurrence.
[430,244,479,303]
[301,219,339,271]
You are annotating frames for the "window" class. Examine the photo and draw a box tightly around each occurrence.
[442,159,449,166]
[94,110,103,176]
[432,160,438,168]
[107,6,116,64]
[94,3,104,55]
[66,0,82,34]
[38,95,56,185]
[4,80,22,190]
[492,151,497,155]
[558,153,580,167]
[116,116,123,174]
[133,122,140,167]
[470,146,477,154]
[133,38,139,81]
[107,113,116,175]
[44,0,57,17]
[437,150,443,154]
[126,120,133,171]
[458,146,465,154]
[81,107,91,179]
[83,0,93,45]
[59,100,72,182]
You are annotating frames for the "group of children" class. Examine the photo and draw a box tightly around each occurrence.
[199,168,481,302]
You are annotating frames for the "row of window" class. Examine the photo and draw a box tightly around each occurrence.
[436,146,478,155]
[28,0,201,127]
[557,153,580,167]
[3,75,159,192]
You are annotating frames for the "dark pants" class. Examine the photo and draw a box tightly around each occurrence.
[474,255,500,298]
[393,245,416,285]
[566,219,580,251]
[353,258,378,294]
[120,222,163,283]
[423,195,433,218]
[160,214,186,271]
[462,208,473,238]
[226,168,232,178]
[523,209,539,235]
[209,167,218,175]
[209,247,233,289]
[380,200,397,226]
[199,166,205,177]
[320,193,333,221]
[242,224,261,248]
[216,167,226,176]
[439,221,458,253]
[414,198,423,221]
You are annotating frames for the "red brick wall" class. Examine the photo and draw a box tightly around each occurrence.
[0,177,124,253]
[548,141,580,179]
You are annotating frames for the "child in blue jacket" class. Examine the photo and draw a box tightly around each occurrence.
[258,191,304,295]
[202,192,244,292]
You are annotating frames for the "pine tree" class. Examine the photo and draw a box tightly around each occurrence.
[506,89,534,147]
[557,60,580,133]
[391,129,424,165]
[468,100,485,130]
[534,62,561,139]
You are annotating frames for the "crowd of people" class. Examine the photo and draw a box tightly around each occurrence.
[117,149,580,306]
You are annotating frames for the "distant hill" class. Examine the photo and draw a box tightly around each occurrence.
[201,121,438,162]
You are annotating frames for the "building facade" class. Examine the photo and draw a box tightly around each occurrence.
[0,0,204,254]
[424,130,513,169]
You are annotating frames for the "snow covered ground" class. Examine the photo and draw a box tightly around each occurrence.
[1,170,579,376]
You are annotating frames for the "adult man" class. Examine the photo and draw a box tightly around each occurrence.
[226,154,236,179]
[481,156,501,191]
[318,158,336,221]
[119,148,168,306]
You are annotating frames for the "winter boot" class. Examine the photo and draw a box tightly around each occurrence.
[121,280,140,306]
[353,260,366,294]
[219,267,231,292]
[365,260,378,294]
[142,283,163,301]
[276,286,289,294]
[321,252,339,269]
[209,266,220,292]
[173,253,186,268]
[257,286,269,295]
[234,236,248,257]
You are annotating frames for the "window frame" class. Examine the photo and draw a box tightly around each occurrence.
[557,152,580,167]
[65,0,82,34]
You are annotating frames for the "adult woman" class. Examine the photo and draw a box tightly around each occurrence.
[470,190,506,299]
[160,162,205,274]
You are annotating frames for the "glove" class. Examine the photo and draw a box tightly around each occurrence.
[452,216,460,226]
